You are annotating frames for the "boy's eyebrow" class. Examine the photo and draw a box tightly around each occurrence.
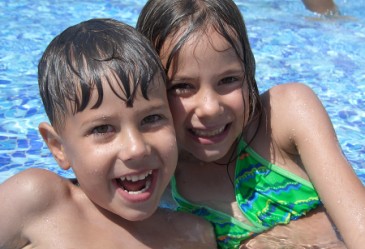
[78,100,168,126]
[139,99,168,113]
[79,115,112,128]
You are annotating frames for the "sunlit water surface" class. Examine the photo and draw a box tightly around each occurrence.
[0,1,364,247]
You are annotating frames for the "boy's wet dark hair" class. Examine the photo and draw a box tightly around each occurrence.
[137,0,262,123]
[38,18,166,132]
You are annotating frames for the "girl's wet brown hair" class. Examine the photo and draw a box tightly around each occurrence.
[137,0,262,125]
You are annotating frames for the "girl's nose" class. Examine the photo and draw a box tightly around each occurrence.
[195,90,224,118]
[119,128,150,162]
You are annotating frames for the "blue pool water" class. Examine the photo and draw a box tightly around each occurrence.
[0,0,364,184]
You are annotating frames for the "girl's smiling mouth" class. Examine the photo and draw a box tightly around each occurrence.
[190,124,227,137]
[188,124,231,144]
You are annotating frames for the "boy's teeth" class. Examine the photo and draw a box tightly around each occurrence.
[120,170,152,182]
[125,180,151,195]
[192,126,225,137]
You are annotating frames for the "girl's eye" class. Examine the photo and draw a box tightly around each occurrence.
[141,114,165,126]
[218,76,244,95]
[220,76,240,85]
[91,125,114,135]
[168,83,194,97]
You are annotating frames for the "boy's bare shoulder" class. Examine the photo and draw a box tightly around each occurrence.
[0,168,75,220]
[3,167,65,196]
[0,168,73,249]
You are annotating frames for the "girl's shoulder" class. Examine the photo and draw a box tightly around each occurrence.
[258,82,327,153]
[262,82,318,105]
[261,82,323,124]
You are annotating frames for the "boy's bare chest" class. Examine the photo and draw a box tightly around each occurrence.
[24,217,131,249]
[23,209,180,249]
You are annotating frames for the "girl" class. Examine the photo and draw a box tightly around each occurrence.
[137,0,365,248]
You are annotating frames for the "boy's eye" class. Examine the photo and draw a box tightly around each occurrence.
[91,125,114,135]
[141,114,165,126]
[168,83,194,96]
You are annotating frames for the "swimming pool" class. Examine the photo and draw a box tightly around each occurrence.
[0,0,364,185]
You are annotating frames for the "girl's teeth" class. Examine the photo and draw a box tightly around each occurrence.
[192,126,225,137]
[120,170,152,182]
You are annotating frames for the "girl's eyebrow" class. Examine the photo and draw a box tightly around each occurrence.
[218,68,245,75]
[169,75,196,82]
[170,66,244,81]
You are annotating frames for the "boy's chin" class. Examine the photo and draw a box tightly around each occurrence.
[123,205,159,222]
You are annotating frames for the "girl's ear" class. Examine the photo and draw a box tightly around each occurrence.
[38,122,71,170]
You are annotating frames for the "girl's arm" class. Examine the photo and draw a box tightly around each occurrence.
[271,83,365,249]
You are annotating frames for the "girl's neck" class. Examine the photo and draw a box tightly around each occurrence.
[177,137,239,166]
[215,115,262,165]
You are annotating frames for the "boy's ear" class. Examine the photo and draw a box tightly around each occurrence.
[38,122,71,170]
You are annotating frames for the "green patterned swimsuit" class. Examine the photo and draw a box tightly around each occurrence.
[171,140,321,249]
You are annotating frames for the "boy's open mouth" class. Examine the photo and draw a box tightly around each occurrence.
[115,170,152,195]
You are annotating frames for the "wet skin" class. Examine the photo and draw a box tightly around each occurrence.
[40,75,178,221]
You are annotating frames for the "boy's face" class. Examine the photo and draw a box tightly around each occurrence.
[46,75,177,221]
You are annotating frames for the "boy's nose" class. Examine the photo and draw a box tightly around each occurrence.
[195,90,224,118]
[119,128,150,162]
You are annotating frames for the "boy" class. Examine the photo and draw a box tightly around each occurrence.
[0,18,216,249]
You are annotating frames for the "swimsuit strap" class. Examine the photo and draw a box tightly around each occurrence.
[234,140,321,227]
[171,176,267,249]
[170,139,321,248]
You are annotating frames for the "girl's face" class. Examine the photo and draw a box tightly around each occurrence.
[45,75,177,221]
[161,28,249,162]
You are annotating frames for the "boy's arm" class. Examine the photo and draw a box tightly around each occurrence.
[0,168,63,249]
[271,83,365,249]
